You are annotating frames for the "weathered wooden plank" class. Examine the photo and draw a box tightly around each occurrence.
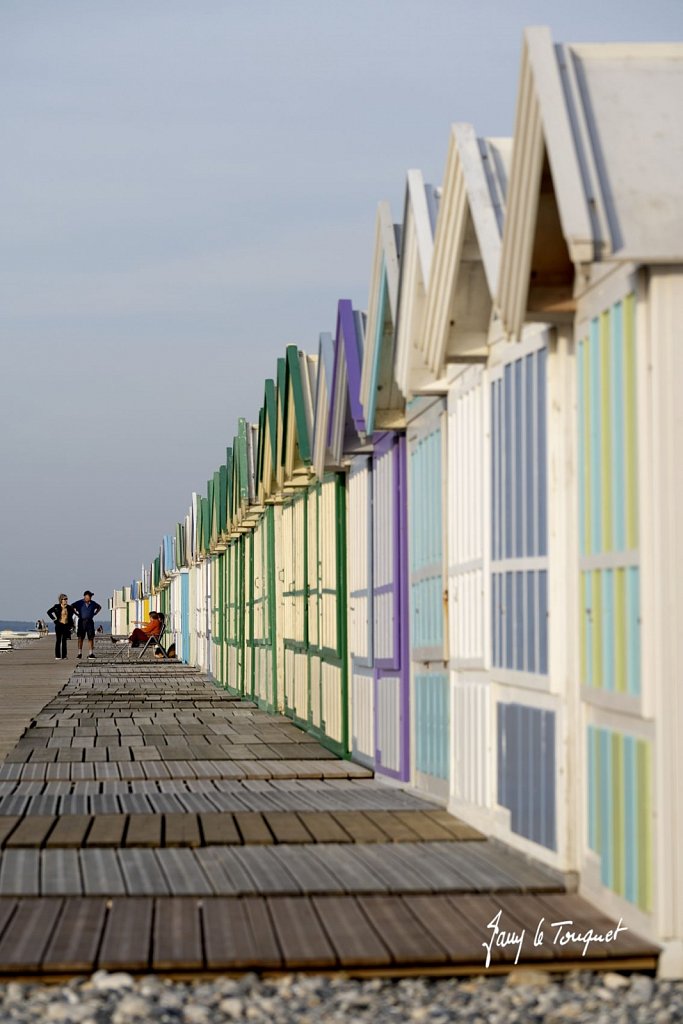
[3,815,56,847]
[391,811,456,842]
[301,845,388,893]
[193,847,259,896]
[153,898,203,970]
[42,897,107,972]
[155,849,213,895]
[86,815,127,848]
[199,813,241,846]
[389,843,475,892]
[353,846,434,892]
[426,843,523,892]
[164,813,202,848]
[446,894,528,965]
[330,811,388,843]
[117,849,169,895]
[230,847,300,895]
[125,814,162,848]
[0,849,40,895]
[44,815,92,849]
[41,849,83,895]
[98,897,153,970]
[295,811,352,844]
[460,841,564,892]
[80,849,127,895]
[422,809,486,841]
[233,812,274,845]
[267,896,337,968]
[203,896,282,969]
[356,896,448,965]
[275,847,346,894]
[313,895,392,966]
[404,895,492,963]
[363,811,421,842]
[0,898,62,971]
[0,817,22,848]
[262,812,313,844]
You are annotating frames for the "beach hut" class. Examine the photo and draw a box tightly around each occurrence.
[393,170,448,800]
[349,208,411,780]
[246,379,283,712]
[280,343,348,753]
[495,26,683,971]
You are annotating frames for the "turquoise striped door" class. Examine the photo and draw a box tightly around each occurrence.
[408,400,449,795]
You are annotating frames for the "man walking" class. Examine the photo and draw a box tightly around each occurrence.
[72,590,102,660]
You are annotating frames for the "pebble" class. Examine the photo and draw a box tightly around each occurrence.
[0,971,680,1023]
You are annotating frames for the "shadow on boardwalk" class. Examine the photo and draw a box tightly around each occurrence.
[0,652,659,977]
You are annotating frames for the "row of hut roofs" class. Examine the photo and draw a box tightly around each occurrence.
[110,29,683,974]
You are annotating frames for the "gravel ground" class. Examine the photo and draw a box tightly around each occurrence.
[0,970,681,1023]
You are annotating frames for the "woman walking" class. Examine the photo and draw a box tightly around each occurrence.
[47,594,76,660]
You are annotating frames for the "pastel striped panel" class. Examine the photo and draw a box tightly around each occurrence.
[578,295,638,557]
[490,344,548,675]
[580,567,640,694]
[409,426,443,656]
[497,702,556,850]
[578,295,640,696]
[492,569,548,673]
[587,725,653,911]
[414,672,449,780]
[491,346,547,561]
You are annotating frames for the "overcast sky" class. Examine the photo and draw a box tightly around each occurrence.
[1,0,681,620]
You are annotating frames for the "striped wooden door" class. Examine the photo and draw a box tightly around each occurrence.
[252,508,277,712]
[408,401,449,797]
[243,532,255,700]
[490,334,555,850]
[490,342,548,676]
[210,553,225,686]
[373,433,410,780]
[225,539,244,694]
[447,368,491,812]
[309,474,348,754]
[180,571,190,663]
[282,493,309,725]
[448,367,486,667]
[578,293,650,911]
[348,457,374,765]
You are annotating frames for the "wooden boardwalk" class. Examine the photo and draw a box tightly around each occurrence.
[0,641,660,977]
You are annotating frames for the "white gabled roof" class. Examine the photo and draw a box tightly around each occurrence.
[359,201,403,435]
[394,170,440,398]
[423,123,511,374]
[497,26,683,338]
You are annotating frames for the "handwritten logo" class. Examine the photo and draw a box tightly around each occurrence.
[482,909,628,968]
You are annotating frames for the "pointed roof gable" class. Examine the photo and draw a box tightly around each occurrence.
[360,202,404,435]
[312,331,335,478]
[279,344,317,490]
[497,26,683,339]
[394,170,440,398]
[257,378,279,503]
[423,123,511,372]
[328,299,367,464]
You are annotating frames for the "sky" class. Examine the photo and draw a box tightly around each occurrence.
[1,0,681,620]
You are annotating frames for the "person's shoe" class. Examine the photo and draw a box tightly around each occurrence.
[87,653,95,660]
[76,653,82,659]
[55,657,61,661]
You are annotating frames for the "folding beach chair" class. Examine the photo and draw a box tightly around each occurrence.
[138,614,170,660]
[113,614,170,661]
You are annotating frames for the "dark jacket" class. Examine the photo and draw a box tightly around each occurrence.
[47,603,77,633]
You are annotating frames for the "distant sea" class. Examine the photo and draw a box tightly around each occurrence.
[0,620,39,632]
[1,618,110,634]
